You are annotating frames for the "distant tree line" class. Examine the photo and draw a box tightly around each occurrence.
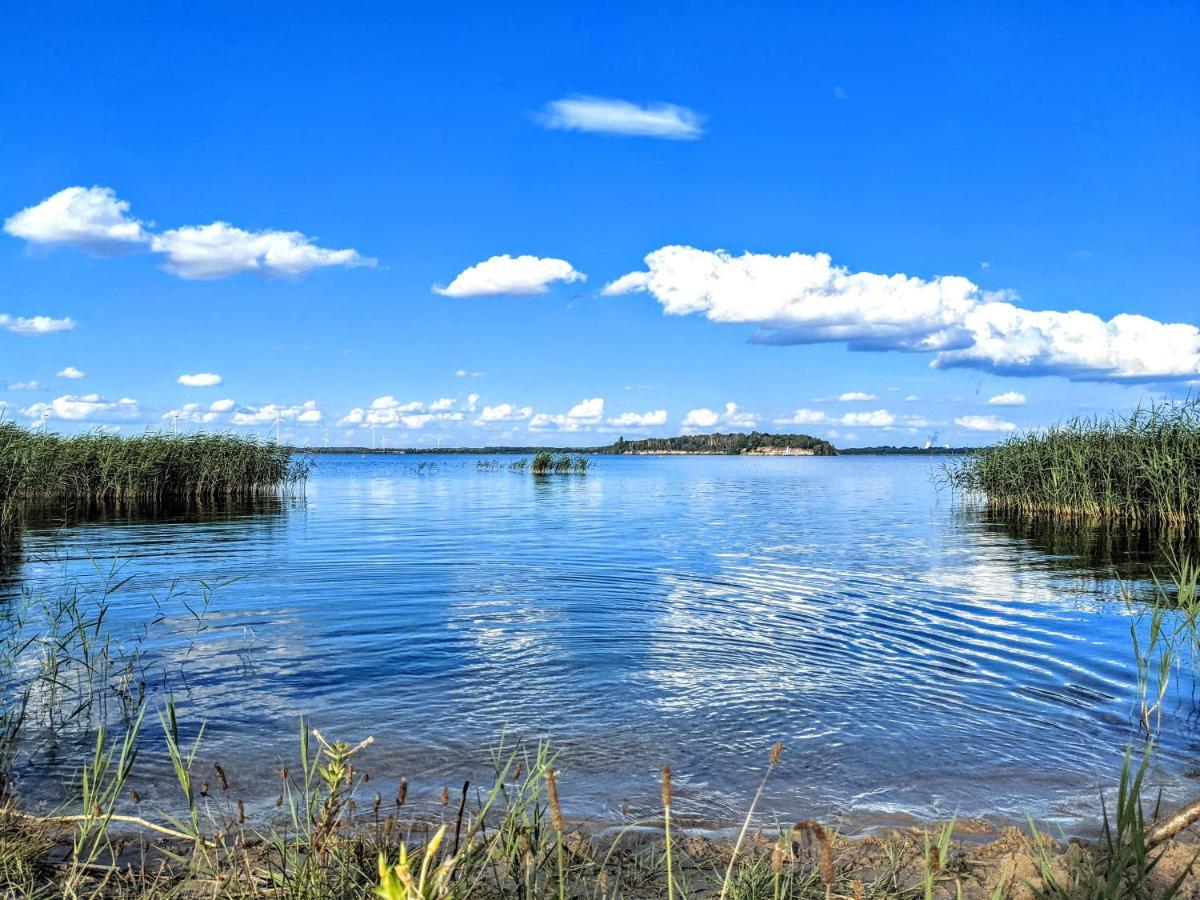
[602,431,837,456]
[837,445,977,455]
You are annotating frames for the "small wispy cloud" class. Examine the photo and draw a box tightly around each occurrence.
[838,391,877,401]
[537,96,704,140]
[178,372,224,387]
[56,366,85,379]
[956,414,1016,432]
[0,313,76,335]
[987,391,1026,406]
[607,409,667,428]
[435,254,585,298]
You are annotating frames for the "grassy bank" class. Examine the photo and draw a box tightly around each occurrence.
[2,563,1200,897]
[0,424,308,538]
[944,399,1200,525]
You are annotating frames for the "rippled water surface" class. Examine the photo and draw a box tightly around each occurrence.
[4,454,1195,831]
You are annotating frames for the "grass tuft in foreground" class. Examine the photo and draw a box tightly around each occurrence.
[944,398,1200,525]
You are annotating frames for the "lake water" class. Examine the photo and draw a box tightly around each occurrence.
[3,454,1196,833]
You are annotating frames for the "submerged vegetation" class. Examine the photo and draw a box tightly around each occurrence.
[0,423,308,543]
[945,399,1200,526]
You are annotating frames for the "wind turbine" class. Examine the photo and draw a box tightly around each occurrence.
[274,413,281,444]
[172,412,179,435]
[371,422,376,450]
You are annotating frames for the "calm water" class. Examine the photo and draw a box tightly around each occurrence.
[3,454,1196,832]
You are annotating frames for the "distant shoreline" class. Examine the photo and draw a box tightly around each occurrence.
[296,445,976,456]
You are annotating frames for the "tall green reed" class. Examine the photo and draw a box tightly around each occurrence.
[0,422,308,546]
[944,397,1200,525]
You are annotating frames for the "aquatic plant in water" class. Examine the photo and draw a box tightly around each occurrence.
[0,422,308,547]
[944,397,1200,526]
[530,451,590,475]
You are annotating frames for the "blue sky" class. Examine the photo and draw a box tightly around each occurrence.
[1,2,1197,448]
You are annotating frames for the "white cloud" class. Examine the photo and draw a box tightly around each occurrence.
[681,402,757,433]
[567,397,603,419]
[602,272,652,296]
[682,408,720,429]
[371,396,423,412]
[435,254,585,298]
[607,245,1200,381]
[607,409,668,427]
[338,396,460,429]
[232,400,323,426]
[4,186,374,281]
[165,402,220,425]
[466,393,480,412]
[839,409,895,427]
[537,96,703,140]
[475,403,533,424]
[0,314,76,335]
[5,380,39,391]
[151,222,374,279]
[529,397,606,432]
[774,408,828,425]
[56,366,85,379]
[955,414,1016,432]
[904,394,920,402]
[455,369,484,377]
[3,186,147,252]
[838,391,877,401]
[22,393,140,422]
[209,399,235,412]
[987,391,1026,406]
[178,372,223,387]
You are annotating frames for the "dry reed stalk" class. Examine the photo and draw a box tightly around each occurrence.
[792,820,833,900]
[662,765,675,900]
[719,741,784,900]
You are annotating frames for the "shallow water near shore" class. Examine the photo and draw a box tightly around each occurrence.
[3,454,1197,833]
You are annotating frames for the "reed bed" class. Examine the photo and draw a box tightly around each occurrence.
[944,398,1200,525]
[531,452,590,476]
[0,423,308,537]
